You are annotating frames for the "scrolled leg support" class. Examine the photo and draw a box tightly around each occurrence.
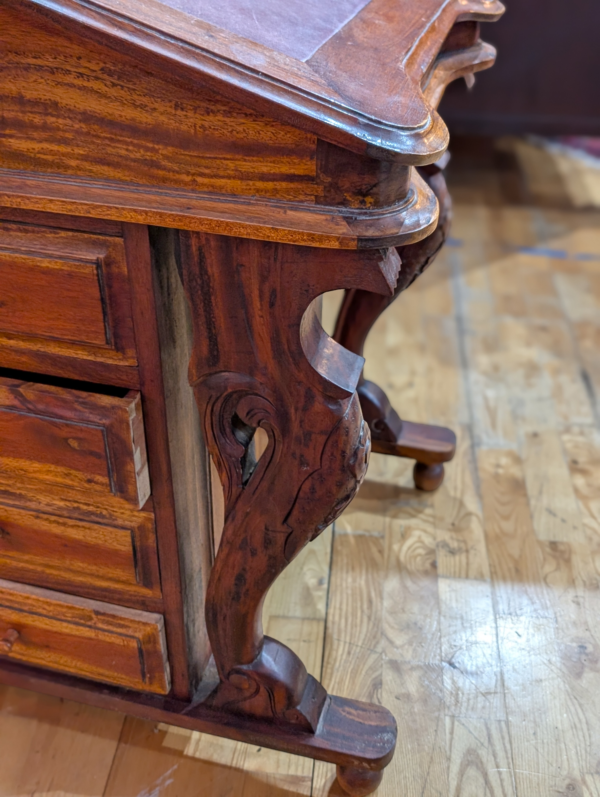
[333,165,456,490]
[177,231,398,777]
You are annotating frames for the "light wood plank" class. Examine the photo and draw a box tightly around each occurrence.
[478,448,553,618]
[0,685,124,797]
[445,717,515,797]
[434,425,490,581]
[522,429,584,543]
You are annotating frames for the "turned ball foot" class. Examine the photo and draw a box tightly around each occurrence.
[336,765,384,796]
[413,461,445,491]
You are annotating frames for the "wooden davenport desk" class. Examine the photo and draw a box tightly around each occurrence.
[0,1,502,793]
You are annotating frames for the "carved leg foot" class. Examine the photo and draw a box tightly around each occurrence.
[357,379,456,491]
[333,167,456,491]
[337,765,384,797]
[413,462,445,492]
[177,231,399,771]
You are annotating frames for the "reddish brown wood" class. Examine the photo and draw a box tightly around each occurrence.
[334,164,456,490]
[0,375,150,507]
[0,657,397,780]
[0,207,123,235]
[0,0,502,249]
[0,489,162,611]
[0,217,137,369]
[0,629,19,653]
[0,0,505,789]
[337,765,384,797]
[177,229,399,756]
[0,578,170,693]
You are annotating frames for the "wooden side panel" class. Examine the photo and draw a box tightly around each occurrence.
[0,219,137,369]
[0,579,170,693]
[0,377,151,509]
[149,227,213,693]
[0,495,162,611]
[0,2,318,203]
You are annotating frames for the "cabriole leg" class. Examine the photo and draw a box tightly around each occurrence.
[333,166,457,490]
[177,232,398,784]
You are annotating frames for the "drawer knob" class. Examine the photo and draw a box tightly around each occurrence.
[0,629,19,653]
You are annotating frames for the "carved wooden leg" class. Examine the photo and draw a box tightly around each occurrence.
[177,232,399,793]
[333,165,456,490]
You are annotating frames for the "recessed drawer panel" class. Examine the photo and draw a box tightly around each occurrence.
[0,497,162,611]
[0,221,137,367]
[0,579,170,694]
[0,375,150,508]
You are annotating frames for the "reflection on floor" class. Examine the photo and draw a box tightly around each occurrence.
[2,141,600,796]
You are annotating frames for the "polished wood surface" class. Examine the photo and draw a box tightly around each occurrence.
[0,376,150,509]
[0,579,170,693]
[0,492,162,611]
[156,0,373,61]
[0,0,506,789]
[1,2,318,203]
[334,160,457,489]
[0,0,502,247]
[1,165,599,794]
[0,215,137,377]
[177,232,398,746]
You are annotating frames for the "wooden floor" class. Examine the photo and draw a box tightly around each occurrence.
[3,144,600,796]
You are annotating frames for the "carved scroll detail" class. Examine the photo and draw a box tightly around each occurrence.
[178,232,399,730]
[333,167,457,490]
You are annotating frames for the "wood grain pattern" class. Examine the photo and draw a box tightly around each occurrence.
[11,0,502,163]
[149,227,213,693]
[177,230,399,746]
[0,376,150,509]
[334,165,456,488]
[0,490,162,611]
[2,150,598,797]
[0,160,440,250]
[0,579,170,693]
[0,217,137,371]
[123,223,193,698]
[0,0,504,251]
[1,2,318,204]
[0,685,125,797]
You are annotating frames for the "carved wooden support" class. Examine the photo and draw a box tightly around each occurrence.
[333,163,457,490]
[177,231,398,792]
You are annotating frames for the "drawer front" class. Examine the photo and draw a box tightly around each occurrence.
[0,499,162,610]
[0,221,137,368]
[0,376,150,508]
[0,579,170,693]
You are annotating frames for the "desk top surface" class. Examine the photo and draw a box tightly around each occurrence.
[30,0,503,161]
[156,0,373,62]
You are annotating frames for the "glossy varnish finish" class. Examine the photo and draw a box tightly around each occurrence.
[0,489,162,611]
[0,377,150,509]
[0,0,502,247]
[0,0,506,792]
[0,578,170,694]
[1,2,318,203]
[177,231,399,751]
[0,180,600,797]
[0,216,137,378]
[2,196,599,793]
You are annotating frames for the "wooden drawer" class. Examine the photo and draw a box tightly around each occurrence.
[0,579,170,693]
[0,375,150,508]
[0,220,137,369]
[0,494,162,611]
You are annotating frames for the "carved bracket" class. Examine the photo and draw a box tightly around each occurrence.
[178,232,400,731]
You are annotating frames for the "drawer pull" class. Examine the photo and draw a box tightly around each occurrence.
[0,628,19,653]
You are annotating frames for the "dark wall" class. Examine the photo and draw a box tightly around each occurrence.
[440,0,600,136]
